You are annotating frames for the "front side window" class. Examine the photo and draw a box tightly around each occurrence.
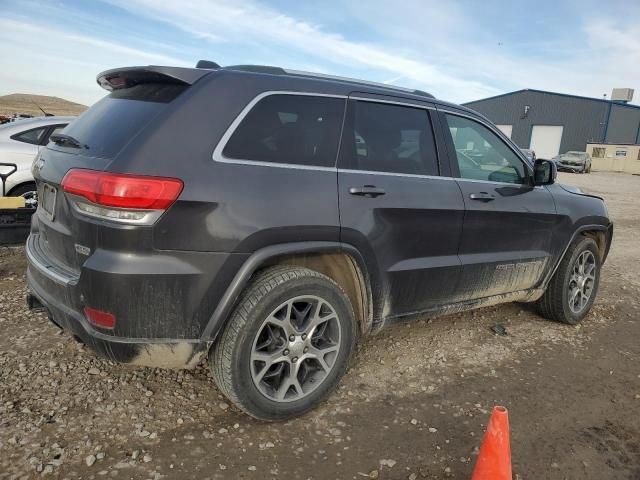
[223,94,345,167]
[340,100,438,175]
[12,127,47,145]
[445,114,527,184]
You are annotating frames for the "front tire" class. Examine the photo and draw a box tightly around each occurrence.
[537,237,601,324]
[210,266,357,420]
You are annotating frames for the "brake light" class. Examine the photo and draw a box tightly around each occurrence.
[62,169,183,210]
[84,306,116,330]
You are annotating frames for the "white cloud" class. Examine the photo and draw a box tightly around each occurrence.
[0,1,637,106]
[104,0,503,102]
[0,19,188,65]
[0,18,189,105]
[103,0,639,104]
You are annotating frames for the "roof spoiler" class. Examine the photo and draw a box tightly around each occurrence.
[96,65,212,91]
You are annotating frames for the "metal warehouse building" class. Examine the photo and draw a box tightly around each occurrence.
[463,89,640,159]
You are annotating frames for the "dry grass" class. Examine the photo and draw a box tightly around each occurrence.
[0,93,87,117]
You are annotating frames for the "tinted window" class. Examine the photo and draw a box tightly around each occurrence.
[12,127,47,145]
[445,114,526,184]
[44,125,67,142]
[340,100,438,175]
[223,95,345,167]
[56,83,186,158]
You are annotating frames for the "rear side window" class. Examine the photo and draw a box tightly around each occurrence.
[11,127,47,145]
[56,83,186,158]
[339,100,438,175]
[223,94,345,167]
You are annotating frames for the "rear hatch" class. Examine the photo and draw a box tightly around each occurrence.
[32,66,209,273]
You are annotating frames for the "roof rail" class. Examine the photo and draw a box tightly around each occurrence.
[221,64,435,99]
[225,65,287,75]
[284,69,435,99]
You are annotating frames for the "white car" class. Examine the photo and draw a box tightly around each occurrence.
[0,116,75,197]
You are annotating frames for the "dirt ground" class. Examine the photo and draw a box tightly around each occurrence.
[1,171,639,480]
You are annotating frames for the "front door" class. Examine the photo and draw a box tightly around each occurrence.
[338,96,465,319]
[439,110,557,300]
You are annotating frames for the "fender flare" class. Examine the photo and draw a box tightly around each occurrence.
[199,241,374,342]
[541,222,613,288]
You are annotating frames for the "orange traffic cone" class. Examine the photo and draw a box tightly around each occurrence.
[471,406,512,480]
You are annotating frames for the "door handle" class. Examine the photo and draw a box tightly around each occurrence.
[349,185,386,198]
[469,192,495,202]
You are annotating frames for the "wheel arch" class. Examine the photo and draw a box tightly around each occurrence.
[200,242,375,343]
[7,179,36,196]
[542,223,613,289]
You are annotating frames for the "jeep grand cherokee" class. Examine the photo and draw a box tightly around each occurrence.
[26,63,612,420]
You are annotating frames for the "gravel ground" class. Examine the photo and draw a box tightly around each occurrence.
[1,171,639,480]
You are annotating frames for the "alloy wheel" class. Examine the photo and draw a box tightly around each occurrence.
[250,295,341,402]
[568,250,596,314]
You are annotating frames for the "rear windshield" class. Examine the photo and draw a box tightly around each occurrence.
[53,83,185,158]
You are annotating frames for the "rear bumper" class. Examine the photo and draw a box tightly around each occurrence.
[24,233,226,368]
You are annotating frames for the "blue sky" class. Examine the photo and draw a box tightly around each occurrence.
[0,0,638,106]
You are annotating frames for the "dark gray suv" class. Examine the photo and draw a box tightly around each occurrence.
[26,63,613,420]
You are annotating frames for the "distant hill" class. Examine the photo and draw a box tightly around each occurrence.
[0,93,87,117]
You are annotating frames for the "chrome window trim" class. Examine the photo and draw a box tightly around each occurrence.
[455,177,546,189]
[211,91,539,187]
[338,168,543,188]
[212,91,347,171]
[337,168,454,181]
[214,158,337,172]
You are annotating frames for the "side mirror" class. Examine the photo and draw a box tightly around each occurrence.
[533,159,556,185]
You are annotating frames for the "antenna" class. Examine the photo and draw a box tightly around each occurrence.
[31,101,53,117]
[196,60,220,69]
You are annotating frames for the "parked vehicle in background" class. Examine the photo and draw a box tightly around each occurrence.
[553,151,592,173]
[26,63,612,420]
[520,148,536,162]
[0,116,75,197]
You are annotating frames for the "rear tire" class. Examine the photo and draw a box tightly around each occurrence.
[8,182,36,198]
[210,266,357,420]
[537,237,601,324]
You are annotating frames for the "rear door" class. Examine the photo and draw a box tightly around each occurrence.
[438,109,557,299]
[338,95,465,318]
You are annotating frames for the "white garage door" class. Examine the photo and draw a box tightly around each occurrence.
[496,125,513,138]
[530,125,563,159]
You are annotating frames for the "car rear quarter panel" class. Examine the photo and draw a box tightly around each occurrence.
[103,72,348,339]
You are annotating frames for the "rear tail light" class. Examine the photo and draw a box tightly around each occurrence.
[61,169,183,223]
[84,306,116,330]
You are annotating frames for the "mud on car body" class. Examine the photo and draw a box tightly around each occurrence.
[26,63,613,420]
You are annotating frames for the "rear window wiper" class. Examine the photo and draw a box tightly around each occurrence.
[49,133,89,149]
